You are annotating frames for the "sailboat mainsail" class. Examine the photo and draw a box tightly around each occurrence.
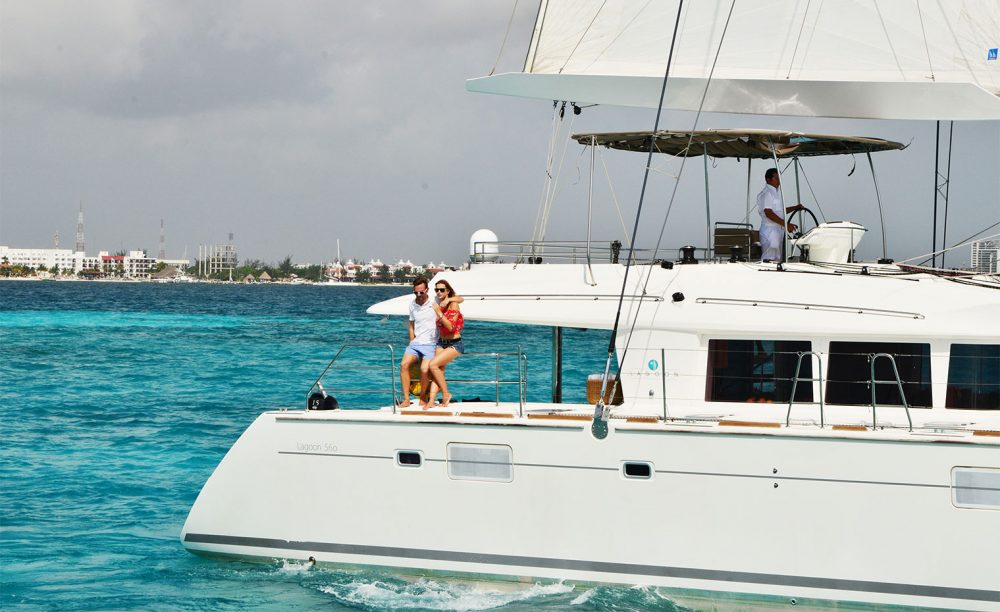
[468,0,1000,120]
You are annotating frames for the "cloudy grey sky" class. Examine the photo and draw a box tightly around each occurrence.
[2,1,998,267]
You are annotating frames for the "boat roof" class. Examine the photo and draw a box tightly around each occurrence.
[571,129,906,158]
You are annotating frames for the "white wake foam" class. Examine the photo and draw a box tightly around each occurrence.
[319,577,574,610]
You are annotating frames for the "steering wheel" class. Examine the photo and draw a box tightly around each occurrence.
[788,206,819,239]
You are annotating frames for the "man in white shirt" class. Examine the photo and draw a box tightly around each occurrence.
[400,276,438,407]
[756,168,804,262]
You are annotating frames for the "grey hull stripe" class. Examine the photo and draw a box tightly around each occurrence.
[184,533,999,603]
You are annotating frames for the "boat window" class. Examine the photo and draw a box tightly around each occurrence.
[396,451,423,467]
[951,467,1000,510]
[705,340,813,403]
[622,462,653,479]
[447,443,513,482]
[826,342,931,407]
[946,344,1000,410]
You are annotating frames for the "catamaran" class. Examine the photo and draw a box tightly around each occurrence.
[182,2,1000,609]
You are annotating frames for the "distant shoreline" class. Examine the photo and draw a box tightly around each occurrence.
[0,277,404,287]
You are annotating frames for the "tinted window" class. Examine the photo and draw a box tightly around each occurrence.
[706,340,813,403]
[623,462,652,479]
[947,344,1000,410]
[397,451,422,466]
[826,342,931,407]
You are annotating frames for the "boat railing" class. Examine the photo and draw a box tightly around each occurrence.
[306,343,529,415]
[471,240,711,265]
[307,342,399,411]
[869,353,914,432]
[785,351,826,427]
[446,349,529,416]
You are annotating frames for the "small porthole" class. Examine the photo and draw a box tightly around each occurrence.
[623,461,653,479]
[396,451,422,467]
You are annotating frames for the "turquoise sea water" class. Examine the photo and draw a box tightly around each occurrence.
[0,281,684,611]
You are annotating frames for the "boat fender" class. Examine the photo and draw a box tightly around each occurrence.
[672,292,684,302]
[307,392,339,410]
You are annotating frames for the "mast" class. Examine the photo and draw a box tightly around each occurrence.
[75,202,85,254]
[159,219,166,260]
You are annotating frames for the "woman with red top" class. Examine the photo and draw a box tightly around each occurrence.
[427,279,464,407]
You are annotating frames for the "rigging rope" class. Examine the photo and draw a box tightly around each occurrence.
[794,161,828,223]
[489,0,522,76]
[579,0,655,74]
[796,0,825,72]
[598,149,634,247]
[873,0,906,79]
[608,0,740,422]
[531,103,563,245]
[533,106,578,244]
[941,121,954,268]
[907,227,1000,267]
[915,0,936,81]
[558,0,608,74]
[785,0,812,80]
[591,0,686,440]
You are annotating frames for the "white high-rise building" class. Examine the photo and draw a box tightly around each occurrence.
[971,239,999,274]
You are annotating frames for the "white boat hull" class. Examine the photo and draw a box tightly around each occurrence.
[182,408,1000,610]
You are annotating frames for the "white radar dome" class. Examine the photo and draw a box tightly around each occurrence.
[469,229,500,263]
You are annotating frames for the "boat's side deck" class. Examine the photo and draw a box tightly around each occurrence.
[276,402,1000,445]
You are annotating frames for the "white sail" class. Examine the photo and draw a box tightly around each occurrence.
[469,0,1000,120]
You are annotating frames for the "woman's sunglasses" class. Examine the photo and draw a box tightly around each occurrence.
[435,288,447,293]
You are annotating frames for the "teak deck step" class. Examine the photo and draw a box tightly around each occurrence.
[400,410,513,418]
[718,420,782,428]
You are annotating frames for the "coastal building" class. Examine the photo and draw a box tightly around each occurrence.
[199,242,237,279]
[0,246,100,274]
[424,261,448,275]
[971,239,999,274]
[343,259,362,281]
[99,250,157,278]
[325,261,346,281]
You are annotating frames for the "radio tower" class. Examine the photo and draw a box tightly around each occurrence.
[54,230,60,248]
[158,219,166,259]
[75,203,85,254]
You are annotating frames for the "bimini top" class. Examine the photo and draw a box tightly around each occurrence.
[571,129,906,159]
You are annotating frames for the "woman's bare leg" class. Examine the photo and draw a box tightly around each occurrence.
[428,348,460,407]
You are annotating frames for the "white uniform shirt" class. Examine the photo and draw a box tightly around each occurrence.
[408,298,438,345]
[756,184,785,230]
[756,183,786,260]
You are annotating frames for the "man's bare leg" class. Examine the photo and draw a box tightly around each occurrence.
[399,353,417,407]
